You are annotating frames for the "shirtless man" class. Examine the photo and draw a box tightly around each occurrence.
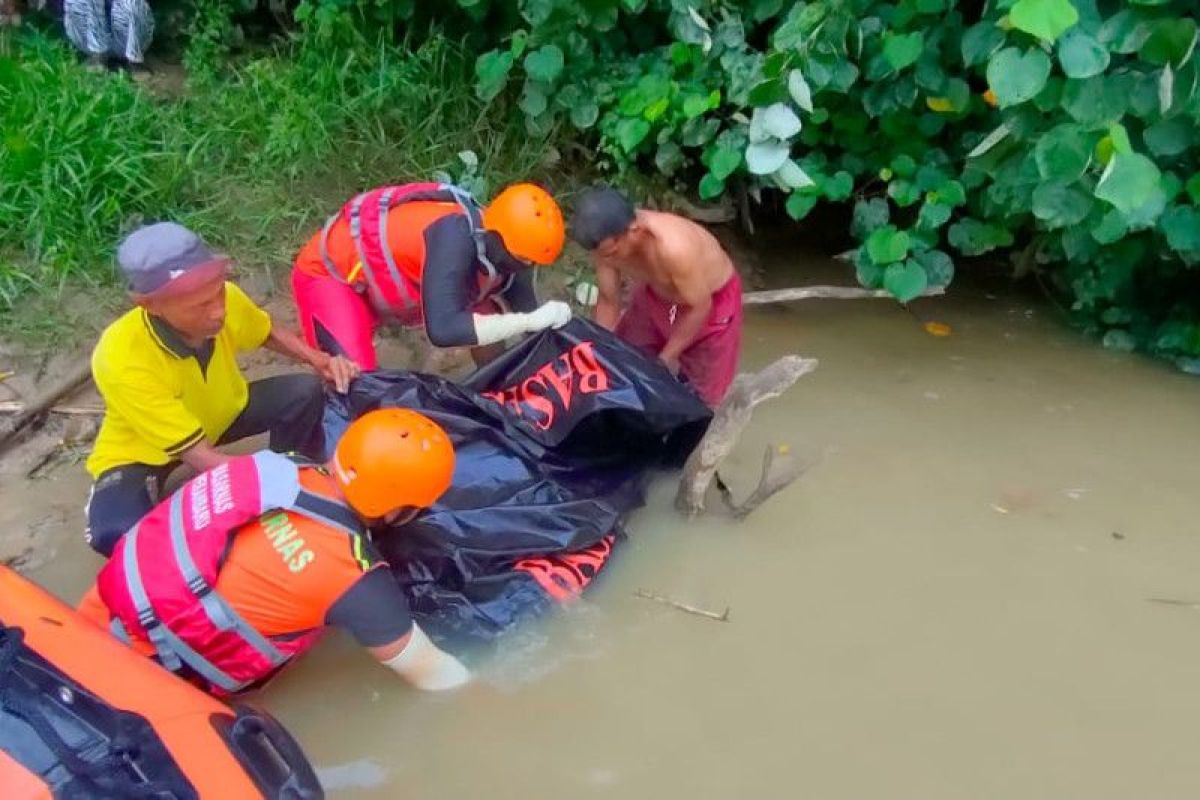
[569,186,743,407]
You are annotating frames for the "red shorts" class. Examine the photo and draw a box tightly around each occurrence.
[616,273,743,407]
[291,268,503,371]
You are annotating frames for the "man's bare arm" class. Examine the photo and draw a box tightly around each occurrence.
[593,260,623,331]
[179,440,230,474]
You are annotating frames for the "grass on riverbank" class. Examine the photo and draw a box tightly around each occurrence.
[0,27,560,348]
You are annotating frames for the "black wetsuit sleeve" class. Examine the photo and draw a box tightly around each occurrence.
[421,215,481,347]
[324,566,414,648]
[501,270,539,313]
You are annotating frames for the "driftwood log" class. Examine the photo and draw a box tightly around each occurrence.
[743,285,945,305]
[0,401,103,416]
[663,190,737,225]
[0,361,94,452]
[675,355,818,517]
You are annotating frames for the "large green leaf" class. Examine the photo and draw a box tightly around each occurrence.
[614,118,651,153]
[822,171,855,201]
[1144,118,1193,158]
[916,201,953,230]
[699,173,725,200]
[852,198,890,239]
[883,32,925,71]
[888,179,922,207]
[934,180,967,207]
[948,218,1015,255]
[759,103,802,139]
[474,50,514,102]
[866,225,912,265]
[1032,181,1094,228]
[1009,0,1079,43]
[1061,75,1130,125]
[570,99,600,130]
[680,116,720,147]
[519,84,548,116]
[1139,19,1198,67]
[682,93,710,119]
[1034,123,1092,180]
[746,140,791,175]
[775,160,815,190]
[1057,29,1110,78]
[750,0,784,22]
[891,154,918,178]
[710,145,743,180]
[1124,185,1169,228]
[916,249,955,287]
[1095,152,1162,215]
[619,74,672,116]
[856,255,885,290]
[962,22,1006,66]
[1161,205,1200,252]
[786,190,819,220]
[748,78,789,106]
[655,141,684,175]
[1098,9,1153,54]
[1090,208,1128,244]
[524,45,564,83]
[884,259,929,303]
[986,47,1052,107]
[787,70,813,111]
[519,0,554,25]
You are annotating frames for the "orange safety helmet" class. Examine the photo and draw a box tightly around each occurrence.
[482,183,565,266]
[332,408,456,518]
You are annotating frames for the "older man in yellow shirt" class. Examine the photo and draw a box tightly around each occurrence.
[85,222,359,556]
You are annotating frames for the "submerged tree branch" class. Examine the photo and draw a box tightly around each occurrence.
[717,444,819,519]
[635,590,730,622]
[743,285,945,305]
[0,361,93,452]
[675,355,818,518]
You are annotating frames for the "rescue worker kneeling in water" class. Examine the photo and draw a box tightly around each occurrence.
[291,181,572,370]
[77,409,470,693]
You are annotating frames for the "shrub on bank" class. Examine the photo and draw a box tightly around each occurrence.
[450,0,1200,364]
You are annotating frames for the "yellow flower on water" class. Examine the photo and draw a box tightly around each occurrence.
[924,321,953,337]
[982,89,998,107]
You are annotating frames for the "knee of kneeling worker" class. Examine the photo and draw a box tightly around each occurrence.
[85,524,125,558]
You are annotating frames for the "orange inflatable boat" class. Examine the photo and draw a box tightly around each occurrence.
[0,565,324,799]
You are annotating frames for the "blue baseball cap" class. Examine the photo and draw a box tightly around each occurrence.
[117,222,229,295]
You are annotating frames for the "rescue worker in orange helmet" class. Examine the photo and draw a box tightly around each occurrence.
[291,181,571,371]
[79,409,471,694]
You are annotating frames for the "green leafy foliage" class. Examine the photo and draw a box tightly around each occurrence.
[10,0,1200,365]
[1009,0,1080,43]
[987,48,1053,107]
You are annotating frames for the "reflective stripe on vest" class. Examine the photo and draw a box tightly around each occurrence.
[316,183,505,313]
[116,482,366,694]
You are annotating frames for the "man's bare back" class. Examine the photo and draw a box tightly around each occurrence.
[602,210,735,304]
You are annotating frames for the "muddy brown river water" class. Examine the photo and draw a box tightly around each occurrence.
[13,254,1200,799]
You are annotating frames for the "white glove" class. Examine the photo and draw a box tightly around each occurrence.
[381,624,470,691]
[526,300,572,332]
[472,301,573,346]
